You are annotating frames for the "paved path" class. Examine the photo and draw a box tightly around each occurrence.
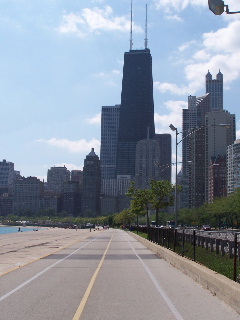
[0,228,239,320]
[0,227,99,275]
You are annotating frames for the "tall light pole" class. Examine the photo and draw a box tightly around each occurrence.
[169,124,179,228]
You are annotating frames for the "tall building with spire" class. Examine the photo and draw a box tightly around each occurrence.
[99,4,157,215]
[115,2,155,178]
[116,48,155,177]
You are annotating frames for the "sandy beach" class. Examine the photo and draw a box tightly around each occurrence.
[0,227,102,276]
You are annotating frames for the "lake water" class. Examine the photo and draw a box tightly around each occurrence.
[0,226,39,235]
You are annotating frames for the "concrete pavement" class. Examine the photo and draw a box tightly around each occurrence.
[0,227,101,276]
[0,229,240,320]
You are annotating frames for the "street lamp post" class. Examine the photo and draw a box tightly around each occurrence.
[169,123,230,223]
[169,124,179,228]
[208,0,240,15]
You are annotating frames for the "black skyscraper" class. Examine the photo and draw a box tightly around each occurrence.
[116,48,155,177]
[82,148,101,216]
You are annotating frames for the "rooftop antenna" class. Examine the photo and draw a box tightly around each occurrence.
[130,0,133,50]
[144,3,148,49]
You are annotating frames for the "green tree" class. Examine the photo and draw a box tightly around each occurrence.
[113,209,135,226]
[127,182,151,230]
[149,180,175,227]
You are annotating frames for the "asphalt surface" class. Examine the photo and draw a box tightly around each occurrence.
[0,228,239,320]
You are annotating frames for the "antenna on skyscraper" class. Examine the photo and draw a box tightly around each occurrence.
[144,4,148,49]
[130,0,133,50]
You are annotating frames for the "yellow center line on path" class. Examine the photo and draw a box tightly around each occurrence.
[72,232,114,320]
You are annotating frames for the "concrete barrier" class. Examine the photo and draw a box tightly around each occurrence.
[130,232,240,315]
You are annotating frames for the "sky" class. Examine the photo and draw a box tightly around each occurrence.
[1,0,240,182]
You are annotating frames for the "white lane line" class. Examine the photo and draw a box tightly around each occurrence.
[0,236,100,302]
[127,237,185,320]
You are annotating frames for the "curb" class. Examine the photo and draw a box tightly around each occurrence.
[130,232,240,315]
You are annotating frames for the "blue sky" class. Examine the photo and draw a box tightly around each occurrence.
[1,0,240,181]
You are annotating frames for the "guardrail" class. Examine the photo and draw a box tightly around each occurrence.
[133,226,240,282]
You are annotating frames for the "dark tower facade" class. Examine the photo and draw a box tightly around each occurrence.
[116,48,155,177]
[155,134,172,182]
[82,148,101,217]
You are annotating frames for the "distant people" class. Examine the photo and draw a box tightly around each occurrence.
[18,227,21,232]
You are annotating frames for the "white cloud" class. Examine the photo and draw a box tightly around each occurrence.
[165,14,183,22]
[93,72,106,77]
[93,68,121,78]
[155,100,187,133]
[178,40,196,52]
[86,113,101,125]
[154,81,191,95]
[236,130,240,140]
[236,120,240,140]
[184,20,240,85]
[203,20,240,53]
[58,6,143,37]
[193,50,211,61]
[154,0,206,12]
[38,138,100,154]
[112,69,121,75]
[155,19,240,96]
[92,68,121,88]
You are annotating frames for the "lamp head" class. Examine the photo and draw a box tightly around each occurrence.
[208,0,225,15]
[169,124,177,131]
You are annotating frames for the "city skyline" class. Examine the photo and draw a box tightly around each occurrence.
[1,1,240,181]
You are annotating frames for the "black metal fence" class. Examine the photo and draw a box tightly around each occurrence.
[135,226,240,282]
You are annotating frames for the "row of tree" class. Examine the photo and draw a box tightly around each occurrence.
[178,188,240,229]
[114,182,240,230]
[113,180,176,228]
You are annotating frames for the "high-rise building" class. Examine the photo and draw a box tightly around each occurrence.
[181,93,211,208]
[135,138,161,189]
[0,193,13,216]
[206,70,223,109]
[227,140,240,194]
[208,155,227,203]
[13,177,44,214]
[155,134,172,182]
[100,175,131,215]
[71,170,83,190]
[0,159,14,190]
[47,166,70,193]
[61,181,81,216]
[188,109,235,207]
[82,148,101,216]
[181,70,236,208]
[182,94,211,177]
[205,109,235,202]
[100,105,120,180]
[116,48,155,178]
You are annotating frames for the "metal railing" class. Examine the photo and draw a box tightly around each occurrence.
[134,226,240,282]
